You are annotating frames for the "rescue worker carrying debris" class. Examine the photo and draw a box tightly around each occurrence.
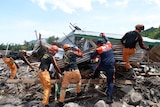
[91,32,115,104]
[38,45,61,107]
[57,44,83,107]
[2,55,18,79]
[121,24,149,72]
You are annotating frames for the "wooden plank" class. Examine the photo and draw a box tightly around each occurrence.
[6,78,107,84]
[93,89,107,96]
[117,80,135,85]
[6,78,138,85]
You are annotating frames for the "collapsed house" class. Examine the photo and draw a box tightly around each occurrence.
[0,25,160,107]
[32,25,160,77]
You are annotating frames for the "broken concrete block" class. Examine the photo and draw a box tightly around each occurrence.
[94,100,106,107]
[120,85,134,94]
[130,92,143,105]
[64,102,80,107]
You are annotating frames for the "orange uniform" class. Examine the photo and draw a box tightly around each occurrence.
[121,24,149,71]
[57,44,83,107]
[38,45,61,107]
[2,57,17,79]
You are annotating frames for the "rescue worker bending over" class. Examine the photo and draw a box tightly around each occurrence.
[121,24,149,72]
[5,50,34,70]
[2,55,18,79]
[91,33,115,104]
[38,45,61,107]
[57,44,83,107]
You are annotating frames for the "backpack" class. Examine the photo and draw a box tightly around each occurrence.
[63,51,71,66]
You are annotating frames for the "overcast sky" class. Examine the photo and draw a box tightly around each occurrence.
[0,0,160,44]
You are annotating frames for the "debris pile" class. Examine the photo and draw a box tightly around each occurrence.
[0,25,160,107]
[0,58,160,107]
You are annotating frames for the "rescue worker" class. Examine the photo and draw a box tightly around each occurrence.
[57,44,83,107]
[2,50,33,79]
[91,32,115,104]
[38,45,61,107]
[6,50,34,69]
[121,24,149,72]
[2,55,18,79]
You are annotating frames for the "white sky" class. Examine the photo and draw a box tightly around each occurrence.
[0,0,160,44]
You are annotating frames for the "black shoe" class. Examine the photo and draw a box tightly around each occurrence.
[45,105,49,107]
[126,68,135,79]
[38,103,49,107]
[128,68,133,72]
[56,102,64,107]
[77,91,82,97]
[106,97,113,104]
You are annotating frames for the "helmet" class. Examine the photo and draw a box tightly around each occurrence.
[96,39,104,45]
[100,32,105,37]
[63,44,70,49]
[49,45,58,53]
[135,24,144,30]
[21,50,26,53]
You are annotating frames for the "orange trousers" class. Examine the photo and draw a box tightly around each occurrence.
[123,48,136,70]
[2,57,17,79]
[38,69,51,105]
[59,69,82,102]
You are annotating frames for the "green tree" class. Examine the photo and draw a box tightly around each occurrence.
[47,36,59,44]
[141,27,160,40]
[22,40,34,50]
[0,43,6,50]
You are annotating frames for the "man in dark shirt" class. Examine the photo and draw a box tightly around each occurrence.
[57,44,83,107]
[91,33,115,104]
[121,24,149,72]
[38,45,61,107]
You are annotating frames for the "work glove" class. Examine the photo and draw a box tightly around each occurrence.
[90,58,99,63]
[147,48,150,51]
[146,45,152,51]
[145,47,150,51]
[90,59,96,63]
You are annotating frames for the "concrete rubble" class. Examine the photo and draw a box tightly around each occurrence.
[0,26,160,107]
[0,51,160,107]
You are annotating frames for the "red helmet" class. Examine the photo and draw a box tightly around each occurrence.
[63,44,70,49]
[49,45,58,53]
